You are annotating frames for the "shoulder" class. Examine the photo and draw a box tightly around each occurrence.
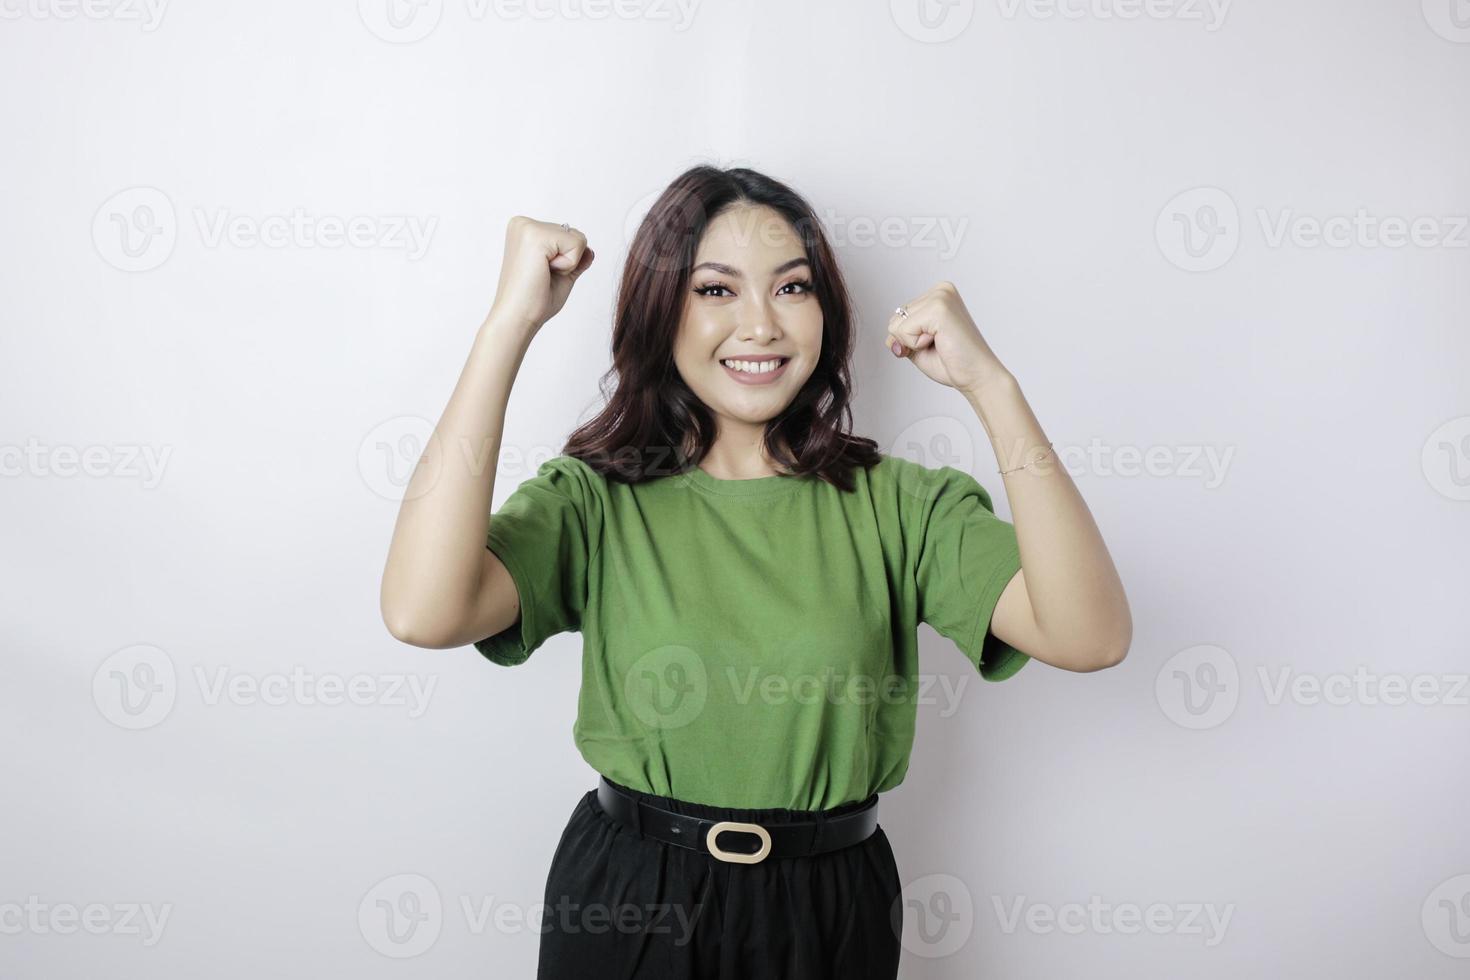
[501,454,610,514]
[864,452,995,513]
[535,453,602,483]
[513,453,608,488]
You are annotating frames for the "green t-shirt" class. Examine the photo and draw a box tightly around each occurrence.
[475,452,1027,811]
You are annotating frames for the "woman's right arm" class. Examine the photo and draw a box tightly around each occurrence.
[379,216,594,649]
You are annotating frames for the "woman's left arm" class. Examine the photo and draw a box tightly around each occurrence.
[885,281,1132,673]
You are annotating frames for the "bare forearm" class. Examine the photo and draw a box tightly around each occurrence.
[380,313,533,638]
[964,372,1132,664]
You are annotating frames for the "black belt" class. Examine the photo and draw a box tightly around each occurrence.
[595,776,879,865]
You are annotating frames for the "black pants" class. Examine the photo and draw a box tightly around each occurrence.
[535,777,903,980]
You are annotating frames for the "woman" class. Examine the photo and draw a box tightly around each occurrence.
[379,165,1132,978]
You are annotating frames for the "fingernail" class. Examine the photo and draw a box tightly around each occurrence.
[890,340,902,356]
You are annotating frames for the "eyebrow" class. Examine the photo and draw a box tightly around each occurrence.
[690,257,810,278]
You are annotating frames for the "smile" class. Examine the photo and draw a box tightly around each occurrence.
[719,356,790,385]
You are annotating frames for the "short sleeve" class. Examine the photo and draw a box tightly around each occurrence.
[474,455,596,667]
[912,464,1028,681]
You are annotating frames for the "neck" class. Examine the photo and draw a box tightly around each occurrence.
[699,423,785,479]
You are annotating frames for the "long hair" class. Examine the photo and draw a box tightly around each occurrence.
[563,164,882,491]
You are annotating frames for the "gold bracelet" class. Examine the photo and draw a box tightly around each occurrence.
[998,442,1055,475]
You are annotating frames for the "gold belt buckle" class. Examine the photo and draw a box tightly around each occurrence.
[705,820,772,864]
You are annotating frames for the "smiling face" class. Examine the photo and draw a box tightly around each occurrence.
[672,203,824,450]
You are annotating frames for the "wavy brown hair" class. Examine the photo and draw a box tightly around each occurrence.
[563,164,882,491]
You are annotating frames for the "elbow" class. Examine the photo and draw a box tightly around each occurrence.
[1080,604,1133,671]
[381,599,455,650]
[1086,640,1129,671]
[382,606,426,647]
[381,568,466,649]
[1083,624,1133,671]
[1053,630,1131,673]
[1057,644,1127,673]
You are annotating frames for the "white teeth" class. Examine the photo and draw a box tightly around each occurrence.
[721,358,785,375]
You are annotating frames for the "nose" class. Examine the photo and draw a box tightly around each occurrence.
[737,293,783,342]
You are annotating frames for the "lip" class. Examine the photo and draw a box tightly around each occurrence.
[719,355,791,386]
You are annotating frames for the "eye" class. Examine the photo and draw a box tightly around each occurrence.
[779,278,813,295]
[693,281,733,297]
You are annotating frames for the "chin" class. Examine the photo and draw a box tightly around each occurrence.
[705,391,791,426]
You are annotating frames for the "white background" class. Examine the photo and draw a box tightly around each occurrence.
[3,0,1469,976]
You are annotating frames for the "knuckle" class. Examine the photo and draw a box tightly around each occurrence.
[507,215,536,241]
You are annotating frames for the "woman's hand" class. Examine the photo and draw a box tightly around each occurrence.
[883,281,1011,395]
[486,215,596,334]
